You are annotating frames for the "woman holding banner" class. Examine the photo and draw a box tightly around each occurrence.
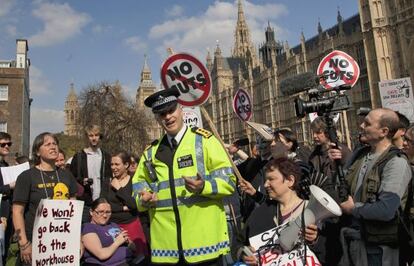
[12,132,78,266]
[237,157,319,265]
[101,151,148,258]
[82,197,133,266]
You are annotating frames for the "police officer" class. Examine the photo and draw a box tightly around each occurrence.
[132,88,235,265]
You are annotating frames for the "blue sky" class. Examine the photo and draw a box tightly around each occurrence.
[0,0,359,141]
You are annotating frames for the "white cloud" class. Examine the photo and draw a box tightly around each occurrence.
[30,107,65,142]
[30,65,52,95]
[148,0,289,60]
[123,36,147,53]
[92,24,112,34]
[0,0,15,17]
[29,2,91,47]
[165,5,184,17]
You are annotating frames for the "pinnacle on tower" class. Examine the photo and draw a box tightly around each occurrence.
[318,18,323,34]
[139,54,154,87]
[143,54,150,72]
[232,0,258,66]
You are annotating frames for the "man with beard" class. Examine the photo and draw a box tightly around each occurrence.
[70,125,111,222]
[132,88,235,265]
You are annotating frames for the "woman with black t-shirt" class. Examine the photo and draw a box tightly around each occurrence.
[12,132,77,266]
[101,151,148,259]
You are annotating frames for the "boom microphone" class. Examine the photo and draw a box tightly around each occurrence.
[279,72,320,96]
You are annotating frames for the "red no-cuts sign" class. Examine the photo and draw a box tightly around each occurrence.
[317,50,360,89]
[233,88,252,121]
[161,53,211,107]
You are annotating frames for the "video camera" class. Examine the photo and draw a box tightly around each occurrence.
[294,84,352,118]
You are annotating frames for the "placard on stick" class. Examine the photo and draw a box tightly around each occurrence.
[161,53,211,107]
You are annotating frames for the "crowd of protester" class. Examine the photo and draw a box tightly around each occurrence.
[0,101,413,265]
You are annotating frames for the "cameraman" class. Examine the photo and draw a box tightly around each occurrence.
[308,116,351,266]
[309,117,351,184]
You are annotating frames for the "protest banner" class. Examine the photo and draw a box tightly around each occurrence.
[379,77,414,122]
[248,223,320,266]
[32,199,84,266]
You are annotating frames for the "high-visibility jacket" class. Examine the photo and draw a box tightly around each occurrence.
[132,127,236,264]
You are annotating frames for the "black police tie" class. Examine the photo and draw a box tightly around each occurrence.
[171,138,178,151]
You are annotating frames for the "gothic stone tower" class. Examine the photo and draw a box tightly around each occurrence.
[64,83,80,136]
[135,55,161,140]
[358,0,414,107]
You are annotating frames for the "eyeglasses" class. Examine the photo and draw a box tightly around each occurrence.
[94,210,111,216]
[0,142,12,148]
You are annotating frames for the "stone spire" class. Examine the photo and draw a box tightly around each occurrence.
[206,49,213,72]
[64,83,80,136]
[139,54,154,88]
[318,18,323,35]
[337,8,344,35]
[136,55,156,109]
[232,0,258,66]
[283,40,292,59]
[214,41,224,69]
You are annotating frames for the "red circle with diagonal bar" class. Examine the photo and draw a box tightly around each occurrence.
[317,50,360,89]
[233,88,252,121]
[161,53,211,106]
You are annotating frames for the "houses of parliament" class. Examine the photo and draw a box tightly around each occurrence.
[64,0,414,148]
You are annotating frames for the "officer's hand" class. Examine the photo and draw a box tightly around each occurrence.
[340,195,355,214]
[327,143,343,161]
[183,173,205,194]
[139,190,158,206]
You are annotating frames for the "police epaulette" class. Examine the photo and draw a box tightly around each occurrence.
[191,127,213,138]
[145,139,159,150]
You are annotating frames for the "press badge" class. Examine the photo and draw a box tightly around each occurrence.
[177,154,194,169]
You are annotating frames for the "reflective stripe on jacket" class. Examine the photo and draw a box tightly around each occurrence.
[132,127,235,264]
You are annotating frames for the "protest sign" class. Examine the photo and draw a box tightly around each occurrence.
[233,88,253,121]
[32,199,84,266]
[317,50,360,89]
[183,107,203,128]
[161,53,211,106]
[248,223,320,266]
[0,162,30,185]
[379,77,414,122]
